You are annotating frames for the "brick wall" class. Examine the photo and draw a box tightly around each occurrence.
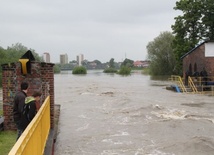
[182,43,214,78]
[2,61,55,130]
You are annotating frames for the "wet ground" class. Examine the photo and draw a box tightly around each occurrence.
[53,71,214,155]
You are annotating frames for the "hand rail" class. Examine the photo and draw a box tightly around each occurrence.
[8,96,50,155]
[169,75,187,93]
[188,76,198,93]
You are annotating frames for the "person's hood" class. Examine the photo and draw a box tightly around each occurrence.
[25,96,35,104]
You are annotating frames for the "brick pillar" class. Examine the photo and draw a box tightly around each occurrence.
[40,62,55,129]
[2,63,17,130]
[1,61,55,130]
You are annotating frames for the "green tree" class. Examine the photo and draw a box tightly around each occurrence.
[109,58,115,68]
[0,47,6,66]
[121,58,134,68]
[201,0,214,40]
[172,0,214,73]
[103,58,117,73]
[118,66,131,75]
[5,43,41,63]
[147,31,176,75]
[93,60,102,65]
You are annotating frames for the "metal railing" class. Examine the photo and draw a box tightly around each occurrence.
[188,76,198,93]
[169,75,214,95]
[189,76,214,95]
[9,96,50,155]
[169,75,187,93]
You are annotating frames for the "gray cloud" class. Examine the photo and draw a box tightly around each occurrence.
[0,0,180,63]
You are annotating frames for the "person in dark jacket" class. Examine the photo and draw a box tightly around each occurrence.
[21,91,41,131]
[13,82,29,140]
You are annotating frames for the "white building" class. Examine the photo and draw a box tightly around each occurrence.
[77,54,84,66]
[60,53,68,64]
[43,52,50,63]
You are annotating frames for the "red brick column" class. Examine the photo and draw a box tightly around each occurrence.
[1,61,55,130]
[40,62,55,129]
[2,63,17,130]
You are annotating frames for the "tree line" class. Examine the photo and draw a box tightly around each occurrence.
[0,43,41,86]
[1,0,213,79]
[0,43,41,66]
[147,0,214,76]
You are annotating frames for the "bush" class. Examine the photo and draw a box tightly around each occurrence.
[0,73,2,87]
[72,66,87,74]
[103,68,118,73]
[118,66,131,75]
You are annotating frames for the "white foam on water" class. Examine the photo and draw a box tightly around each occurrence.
[78,114,90,119]
[80,92,94,95]
[151,109,187,120]
[102,138,113,143]
[76,123,89,131]
[110,131,130,137]
[149,149,175,155]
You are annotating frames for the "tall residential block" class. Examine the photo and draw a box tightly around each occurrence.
[43,52,50,63]
[77,54,84,66]
[60,54,68,64]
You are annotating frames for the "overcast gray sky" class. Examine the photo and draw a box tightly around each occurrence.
[0,0,180,63]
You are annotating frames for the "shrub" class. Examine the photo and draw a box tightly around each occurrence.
[118,66,131,75]
[0,73,2,87]
[72,66,87,74]
[54,65,61,74]
[103,68,118,73]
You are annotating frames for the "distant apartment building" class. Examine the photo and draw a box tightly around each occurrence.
[77,54,84,66]
[60,53,68,64]
[43,52,50,63]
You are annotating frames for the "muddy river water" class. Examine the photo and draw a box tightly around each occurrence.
[54,70,214,155]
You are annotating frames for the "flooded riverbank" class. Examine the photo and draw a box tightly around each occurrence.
[54,71,214,155]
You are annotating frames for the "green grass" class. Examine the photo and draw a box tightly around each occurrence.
[0,130,16,155]
[0,110,2,116]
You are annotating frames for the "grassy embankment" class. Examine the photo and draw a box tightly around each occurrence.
[0,110,16,155]
[0,130,16,155]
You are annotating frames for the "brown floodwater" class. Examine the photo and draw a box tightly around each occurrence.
[54,70,214,155]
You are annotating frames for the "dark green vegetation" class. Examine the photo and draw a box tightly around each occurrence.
[147,32,176,76]
[103,58,118,73]
[103,58,133,75]
[72,66,87,74]
[1,1,213,78]
[0,73,2,88]
[0,43,42,87]
[147,0,214,75]
[103,68,118,73]
[0,43,41,64]
[0,130,16,155]
[118,66,131,75]
[117,59,133,75]
[171,0,214,74]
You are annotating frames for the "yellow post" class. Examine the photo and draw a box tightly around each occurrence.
[19,59,29,75]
